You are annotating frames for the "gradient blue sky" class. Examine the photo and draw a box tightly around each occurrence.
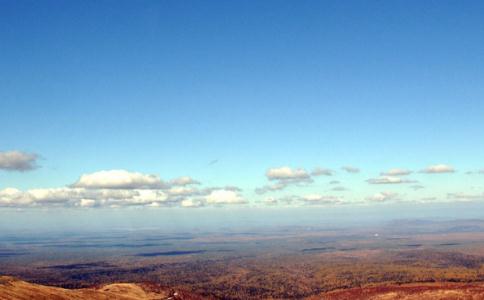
[1,1,484,219]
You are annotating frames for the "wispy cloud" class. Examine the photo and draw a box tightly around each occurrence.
[341,166,360,173]
[255,182,287,194]
[331,186,349,191]
[207,159,219,166]
[380,168,412,176]
[410,184,425,190]
[311,167,334,176]
[420,164,455,174]
[466,169,484,175]
[366,176,416,184]
[447,192,484,202]
[301,194,343,205]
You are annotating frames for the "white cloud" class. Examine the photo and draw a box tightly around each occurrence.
[0,188,33,206]
[365,191,399,202]
[0,151,39,171]
[266,166,311,181]
[132,190,167,203]
[205,189,247,205]
[380,168,412,176]
[0,187,169,208]
[79,199,96,207]
[0,187,80,207]
[166,186,198,196]
[0,171,250,209]
[366,176,416,184]
[28,188,80,204]
[420,164,455,174]
[181,198,204,208]
[342,166,360,173]
[72,170,165,189]
[169,176,200,186]
[256,166,313,194]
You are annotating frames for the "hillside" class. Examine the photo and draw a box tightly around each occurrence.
[0,276,203,300]
[3,276,484,300]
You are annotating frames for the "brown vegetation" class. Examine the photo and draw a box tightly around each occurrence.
[2,220,484,299]
[311,282,484,299]
[0,276,205,300]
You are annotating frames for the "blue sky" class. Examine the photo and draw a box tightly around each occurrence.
[1,1,484,219]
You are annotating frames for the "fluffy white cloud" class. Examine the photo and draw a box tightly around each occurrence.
[72,170,165,189]
[380,168,412,176]
[181,198,204,208]
[342,166,360,173]
[132,190,167,203]
[0,187,79,207]
[0,151,39,171]
[0,187,170,208]
[205,189,246,205]
[0,174,250,208]
[420,164,455,174]
[79,199,96,207]
[365,191,399,202]
[366,176,416,184]
[166,186,198,196]
[256,166,313,194]
[0,188,33,206]
[72,170,201,190]
[266,167,311,181]
[28,188,81,204]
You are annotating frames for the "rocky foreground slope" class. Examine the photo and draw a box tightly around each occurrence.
[0,276,204,300]
[2,276,484,299]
